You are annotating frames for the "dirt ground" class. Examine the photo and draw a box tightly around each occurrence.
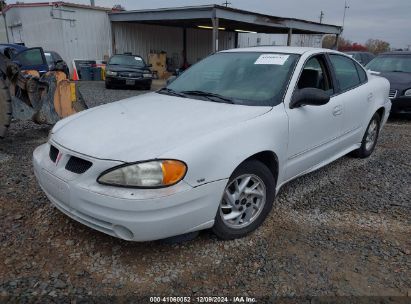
[0,105,410,302]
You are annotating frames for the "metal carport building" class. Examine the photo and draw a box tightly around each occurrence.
[109,5,341,68]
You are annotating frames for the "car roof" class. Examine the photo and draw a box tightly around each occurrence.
[112,53,142,57]
[221,46,341,55]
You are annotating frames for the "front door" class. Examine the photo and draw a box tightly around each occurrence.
[284,54,342,180]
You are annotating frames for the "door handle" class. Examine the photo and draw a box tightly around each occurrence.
[367,93,374,102]
[333,105,342,116]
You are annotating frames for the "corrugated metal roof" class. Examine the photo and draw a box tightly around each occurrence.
[109,4,341,35]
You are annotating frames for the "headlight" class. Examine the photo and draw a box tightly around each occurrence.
[404,89,411,96]
[106,70,117,76]
[97,160,187,188]
[143,73,152,78]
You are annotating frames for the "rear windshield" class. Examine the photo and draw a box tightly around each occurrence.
[366,55,411,73]
[109,55,146,67]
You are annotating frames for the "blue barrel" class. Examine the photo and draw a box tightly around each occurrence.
[92,67,102,81]
[80,67,93,80]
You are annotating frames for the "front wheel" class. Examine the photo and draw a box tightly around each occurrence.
[351,112,381,158]
[212,160,276,240]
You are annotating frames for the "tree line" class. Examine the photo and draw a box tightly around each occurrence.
[322,35,391,54]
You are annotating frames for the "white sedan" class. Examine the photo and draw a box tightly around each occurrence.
[33,47,391,241]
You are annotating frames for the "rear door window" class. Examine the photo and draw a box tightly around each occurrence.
[329,54,361,92]
[355,62,367,84]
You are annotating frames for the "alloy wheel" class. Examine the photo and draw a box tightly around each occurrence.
[365,119,378,151]
[219,174,267,229]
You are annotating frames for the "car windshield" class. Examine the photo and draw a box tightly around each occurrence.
[109,55,146,67]
[166,52,299,106]
[44,52,53,65]
[366,55,411,73]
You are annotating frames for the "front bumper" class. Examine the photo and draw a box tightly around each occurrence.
[33,142,227,241]
[105,76,152,87]
[390,96,411,114]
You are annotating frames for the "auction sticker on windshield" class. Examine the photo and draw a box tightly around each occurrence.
[254,54,289,65]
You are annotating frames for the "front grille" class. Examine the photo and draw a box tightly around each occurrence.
[118,72,141,78]
[49,145,59,162]
[389,89,398,99]
[65,156,92,174]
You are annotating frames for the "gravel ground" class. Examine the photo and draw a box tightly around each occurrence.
[76,81,162,107]
[0,86,410,302]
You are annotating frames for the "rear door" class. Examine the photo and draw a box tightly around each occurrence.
[284,53,342,180]
[328,54,372,146]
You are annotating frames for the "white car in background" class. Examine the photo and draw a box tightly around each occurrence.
[33,47,391,241]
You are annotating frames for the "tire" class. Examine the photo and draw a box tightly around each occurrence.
[105,82,112,89]
[212,159,276,240]
[351,112,381,158]
[0,78,12,138]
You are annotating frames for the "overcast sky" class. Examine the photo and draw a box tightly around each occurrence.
[9,0,411,48]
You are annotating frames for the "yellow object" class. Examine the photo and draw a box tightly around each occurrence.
[101,66,106,80]
[148,53,167,79]
[70,82,76,102]
[161,160,187,185]
[53,71,76,118]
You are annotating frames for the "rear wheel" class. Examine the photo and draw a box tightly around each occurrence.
[351,112,381,158]
[212,160,276,240]
[0,78,12,138]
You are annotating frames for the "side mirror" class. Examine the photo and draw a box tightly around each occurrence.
[166,75,177,85]
[367,69,380,75]
[290,88,330,109]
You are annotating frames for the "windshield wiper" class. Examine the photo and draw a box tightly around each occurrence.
[181,90,235,104]
[157,88,188,98]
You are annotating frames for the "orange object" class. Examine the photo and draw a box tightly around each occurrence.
[72,68,79,81]
[161,160,187,185]
[53,71,76,117]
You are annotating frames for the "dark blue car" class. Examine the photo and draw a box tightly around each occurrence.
[0,44,50,74]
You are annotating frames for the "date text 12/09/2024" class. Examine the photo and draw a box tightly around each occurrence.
[149,296,257,303]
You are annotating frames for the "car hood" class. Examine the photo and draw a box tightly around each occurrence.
[52,93,271,162]
[378,71,411,89]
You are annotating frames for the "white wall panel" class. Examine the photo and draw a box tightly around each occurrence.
[114,23,235,66]
[113,22,183,64]
[238,33,324,48]
[5,5,112,73]
[186,28,235,63]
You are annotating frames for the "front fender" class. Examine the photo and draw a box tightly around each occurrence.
[160,104,289,187]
